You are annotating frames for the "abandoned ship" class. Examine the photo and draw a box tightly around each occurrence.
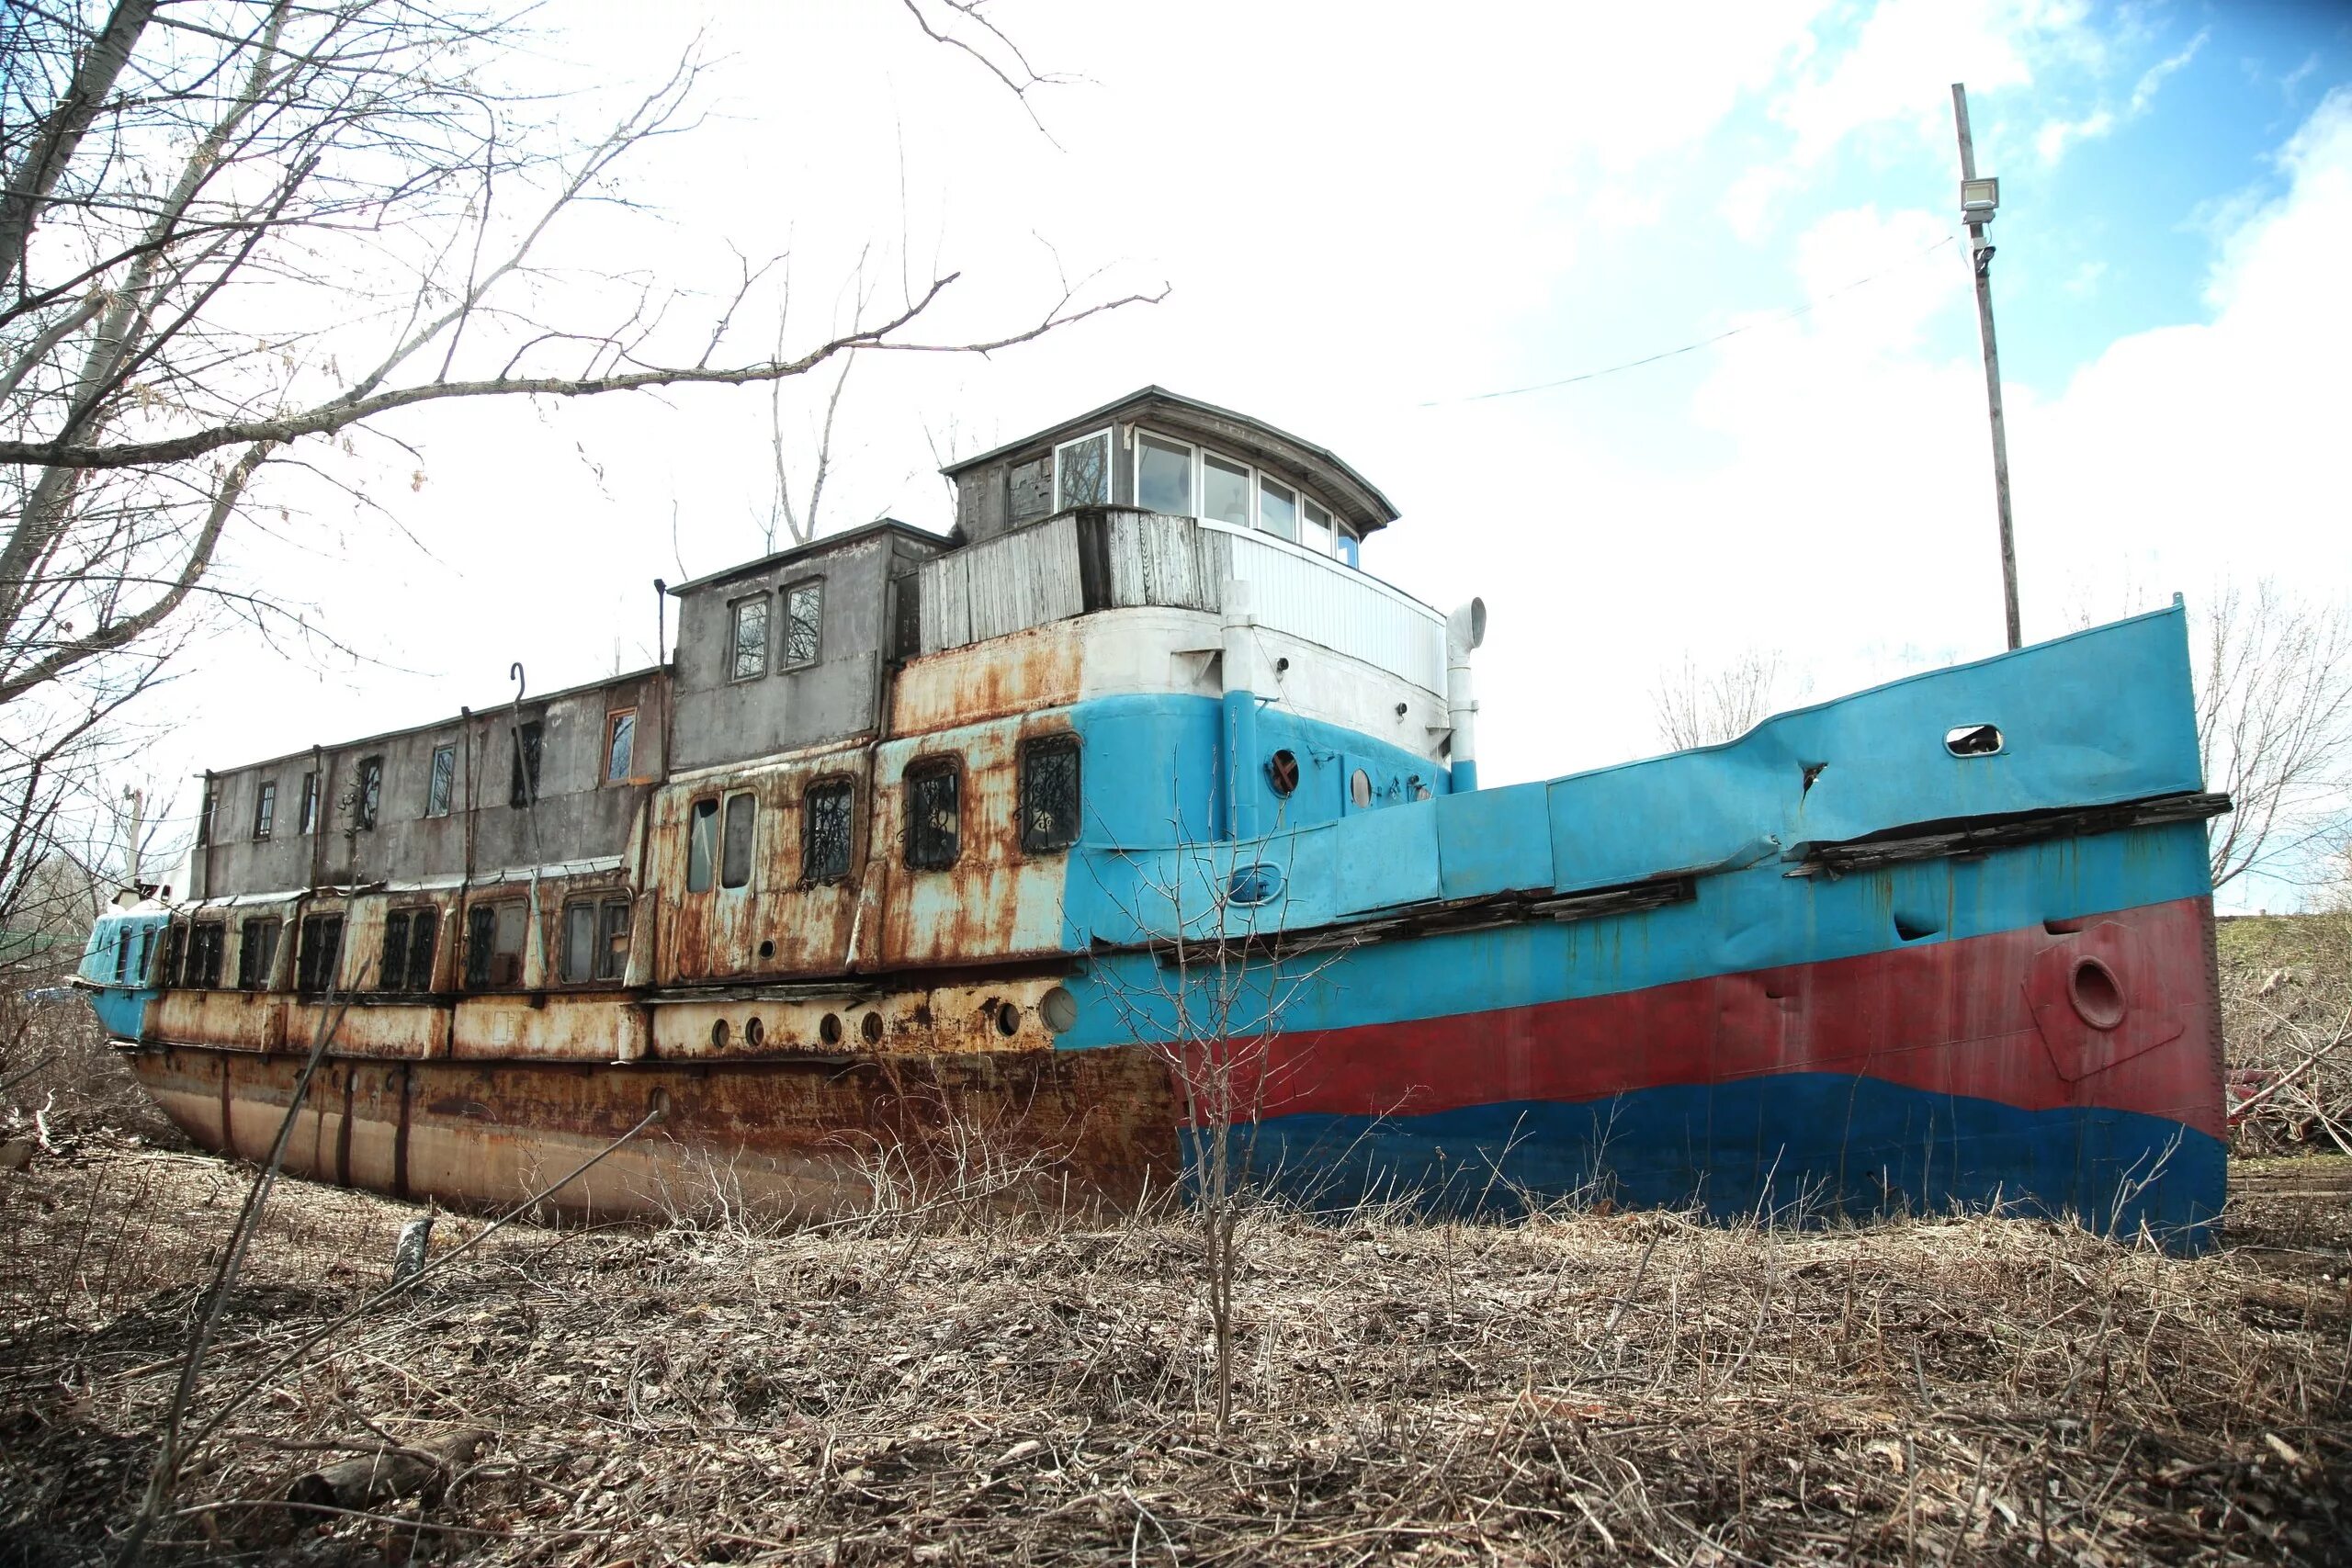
[77,388,2232,1243]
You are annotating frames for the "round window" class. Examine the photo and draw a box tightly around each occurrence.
[1268,750,1300,797]
[709,1018,730,1049]
[2068,956,2126,1030]
[744,1016,765,1047]
[861,1010,885,1044]
[1349,768,1374,809]
[820,1011,843,1045]
[1038,986,1079,1033]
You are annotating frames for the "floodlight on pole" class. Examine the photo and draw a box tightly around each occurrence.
[1961,177,2000,220]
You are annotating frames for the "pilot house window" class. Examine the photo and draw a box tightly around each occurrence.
[904,761,960,870]
[1020,738,1080,854]
[1055,430,1110,509]
[803,779,854,883]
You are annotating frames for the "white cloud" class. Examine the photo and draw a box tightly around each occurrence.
[2130,28,2208,114]
[2036,107,2114,162]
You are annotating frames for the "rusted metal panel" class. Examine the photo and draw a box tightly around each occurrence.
[130,1042,1181,1220]
[890,622,1086,736]
[447,995,643,1063]
[652,976,1070,1062]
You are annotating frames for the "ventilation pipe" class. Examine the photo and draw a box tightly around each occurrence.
[1445,598,1487,793]
[1222,579,1261,840]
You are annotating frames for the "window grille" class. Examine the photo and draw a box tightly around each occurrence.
[803,779,854,883]
[904,762,960,870]
[1020,738,1080,854]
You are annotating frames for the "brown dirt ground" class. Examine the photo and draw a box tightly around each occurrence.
[3,1130,2348,1568]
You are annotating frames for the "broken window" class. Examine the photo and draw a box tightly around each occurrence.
[354,755,383,829]
[253,781,277,840]
[783,581,822,668]
[1055,430,1110,509]
[1009,455,1053,523]
[187,922,225,988]
[605,710,635,783]
[163,921,187,987]
[730,595,768,681]
[721,792,755,889]
[426,744,457,817]
[686,797,719,892]
[464,901,526,988]
[295,914,344,998]
[380,908,437,992]
[237,918,281,990]
[560,897,632,983]
[1136,433,1193,514]
[135,926,155,986]
[1020,737,1080,854]
[299,772,319,835]
[904,761,960,870]
[803,778,854,884]
[508,722,541,807]
[196,781,214,846]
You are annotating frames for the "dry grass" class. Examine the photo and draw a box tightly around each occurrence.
[2220,914,2352,1157]
[4,1136,2348,1566]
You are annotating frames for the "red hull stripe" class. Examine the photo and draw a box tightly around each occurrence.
[1211,897,2223,1140]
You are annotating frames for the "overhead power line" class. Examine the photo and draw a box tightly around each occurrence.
[1419,232,1961,407]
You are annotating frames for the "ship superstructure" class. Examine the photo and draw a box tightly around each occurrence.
[79,389,2232,1244]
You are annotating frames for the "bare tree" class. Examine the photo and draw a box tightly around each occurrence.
[1650,646,1792,751]
[2196,581,2352,892]
[0,0,1158,943]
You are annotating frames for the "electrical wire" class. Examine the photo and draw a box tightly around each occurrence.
[1419,232,1961,407]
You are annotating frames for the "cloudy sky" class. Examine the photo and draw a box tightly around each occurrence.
[168,0,2352,907]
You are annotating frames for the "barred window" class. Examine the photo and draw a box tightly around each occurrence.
[465,902,526,988]
[380,908,437,992]
[1020,737,1080,854]
[237,918,281,990]
[721,792,756,889]
[803,778,854,883]
[730,595,768,681]
[783,581,822,668]
[295,914,344,998]
[164,921,187,987]
[904,761,960,870]
[187,923,225,988]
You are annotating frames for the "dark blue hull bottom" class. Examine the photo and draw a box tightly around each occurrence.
[1207,1074,2225,1251]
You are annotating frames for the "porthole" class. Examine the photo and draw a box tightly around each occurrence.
[1267,750,1300,797]
[1038,986,1079,1034]
[758,939,776,959]
[993,1000,1021,1038]
[2068,956,2126,1031]
[648,1087,673,1118]
[1349,768,1374,809]
[1944,724,2004,758]
[744,1016,765,1047]
[710,1018,730,1049]
[861,1010,884,1044]
[820,1012,843,1045]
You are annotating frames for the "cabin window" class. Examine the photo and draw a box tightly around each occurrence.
[196,781,215,846]
[295,914,345,998]
[1302,497,1333,554]
[253,781,277,840]
[464,902,526,988]
[379,908,437,992]
[187,922,225,988]
[560,897,632,982]
[1257,477,1299,543]
[163,921,187,987]
[114,928,130,984]
[803,778,854,884]
[1055,430,1111,509]
[782,581,822,669]
[904,761,960,870]
[730,594,769,681]
[426,744,457,817]
[1202,452,1251,527]
[686,797,719,892]
[605,710,635,783]
[1136,433,1193,513]
[136,926,155,985]
[354,755,383,829]
[508,722,541,807]
[1020,737,1081,854]
[721,792,756,889]
[237,918,281,990]
[299,772,319,834]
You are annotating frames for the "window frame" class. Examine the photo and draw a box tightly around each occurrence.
[463,899,526,989]
[801,774,857,886]
[603,709,635,784]
[252,780,277,840]
[379,907,438,993]
[685,796,720,893]
[780,579,823,671]
[1018,735,1082,857]
[1133,430,1195,515]
[729,592,770,682]
[1127,425,1353,558]
[354,755,384,830]
[236,916,281,991]
[295,913,345,999]
[558,895,633,984]
[902,757,963,872]
[299,772,319,835]
[426,743,458,818]
[187,921,225,988]
[507,720,541,808]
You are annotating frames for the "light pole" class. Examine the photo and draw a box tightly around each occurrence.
[1951,82,2021,651]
